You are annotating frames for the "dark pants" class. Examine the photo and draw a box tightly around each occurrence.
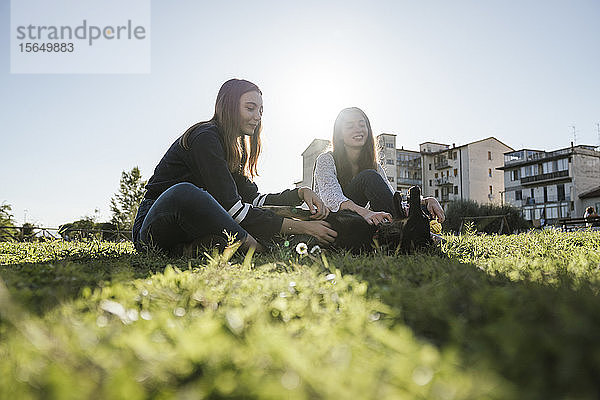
[132,182,248,253]
[344,169,395,214]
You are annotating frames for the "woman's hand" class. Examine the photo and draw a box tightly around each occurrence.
[340,199,391,225]
[362,210,392,226]
[300,220,337,244]
[423,197,445,223]
[298,187,329,220]
[281,218,337,245]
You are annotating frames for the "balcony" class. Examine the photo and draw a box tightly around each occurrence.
[396,178,421,186]
[434,159,449,169]
[504,148,572,166]
[435,177,453,186]
[397,159,421,168]
[521,170,569,185]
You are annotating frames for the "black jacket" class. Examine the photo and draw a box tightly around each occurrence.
[144,123,302,240]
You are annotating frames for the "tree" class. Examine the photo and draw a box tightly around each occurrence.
[21,222,35,242]
[0,202,18,241]
[110,167,147,231]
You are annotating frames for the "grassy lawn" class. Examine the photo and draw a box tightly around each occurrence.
[1,230,600,399]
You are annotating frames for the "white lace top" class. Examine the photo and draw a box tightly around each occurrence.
[313,151,395,212]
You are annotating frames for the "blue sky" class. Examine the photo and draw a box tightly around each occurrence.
[1,0,599,227]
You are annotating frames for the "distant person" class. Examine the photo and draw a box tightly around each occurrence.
[132,79,335,255]
[584,206,600,227]
[312,107,445,225]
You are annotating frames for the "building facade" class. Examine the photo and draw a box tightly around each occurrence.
[376,134,422,191]
[294,139,330,188]
[419,138,512,207]
[377,137,511,208]
[498,145,600,223]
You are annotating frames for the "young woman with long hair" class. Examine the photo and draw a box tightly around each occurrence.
[313,107,445,225]
[133,79,336,254]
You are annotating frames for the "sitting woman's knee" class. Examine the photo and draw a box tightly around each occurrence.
[165,182,215,209]
[356,169,384,183]
[169,182,199,195]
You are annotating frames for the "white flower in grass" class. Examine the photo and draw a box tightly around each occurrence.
[295,242,308,256]
[310,245,321,255]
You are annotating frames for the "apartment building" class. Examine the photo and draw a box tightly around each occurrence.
[376,134,421,191]
[418,137,512,207]
[498,144,600,222]
[294,139,330,188]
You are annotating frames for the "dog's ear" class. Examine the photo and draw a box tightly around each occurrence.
[393,191,406,219]
[408,186,422,216]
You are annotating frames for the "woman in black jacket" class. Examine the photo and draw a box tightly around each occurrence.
[133,79,336,254]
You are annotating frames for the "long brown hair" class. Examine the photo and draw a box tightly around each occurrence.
[180,79,262,178]
[332,107,378,188]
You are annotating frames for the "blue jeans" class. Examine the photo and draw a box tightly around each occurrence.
[344,169,395,215]
[132,182,249,253]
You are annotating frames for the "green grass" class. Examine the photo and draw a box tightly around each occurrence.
[1,230,600,399]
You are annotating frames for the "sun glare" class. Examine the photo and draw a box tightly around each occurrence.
[278,61,371,143]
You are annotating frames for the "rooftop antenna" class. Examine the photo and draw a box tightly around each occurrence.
[571,125,577,146]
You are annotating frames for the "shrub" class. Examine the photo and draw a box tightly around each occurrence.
[443,199,530,234]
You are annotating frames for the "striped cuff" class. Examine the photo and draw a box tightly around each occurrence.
[228,200,251,224]
[252,193,268,207]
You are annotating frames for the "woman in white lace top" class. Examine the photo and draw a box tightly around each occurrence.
[313,107,445,225]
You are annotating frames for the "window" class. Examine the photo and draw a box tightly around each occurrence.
[557,158,568,171]
[542,161,557,174]
[530,188,535,198]
[543,186,548,202]
[428,164,432,170]
[521,165,538,177]
[435,189,439,197]
[488,168,492,177]
[454,168,458,177]
[435,173,438,178]
[453,152,457,160]
[489,185,493,195]
[511,169,520,181]
[515,190,522,201]
[386,143,394,148]
[557,184,565,201]
[488,151,492,160]
[429,180,432,186]
[454,186,458,195]
[547,206,558,219]
[535,207,544,220]
[386,159,394,165]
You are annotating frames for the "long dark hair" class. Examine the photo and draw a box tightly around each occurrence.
[180,79,262,178]
[332,107,378,188]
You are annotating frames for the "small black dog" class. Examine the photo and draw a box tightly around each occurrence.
[267,185,433,254]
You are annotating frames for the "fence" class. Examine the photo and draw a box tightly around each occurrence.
[0,225,131,242]
[459,214,511,234]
